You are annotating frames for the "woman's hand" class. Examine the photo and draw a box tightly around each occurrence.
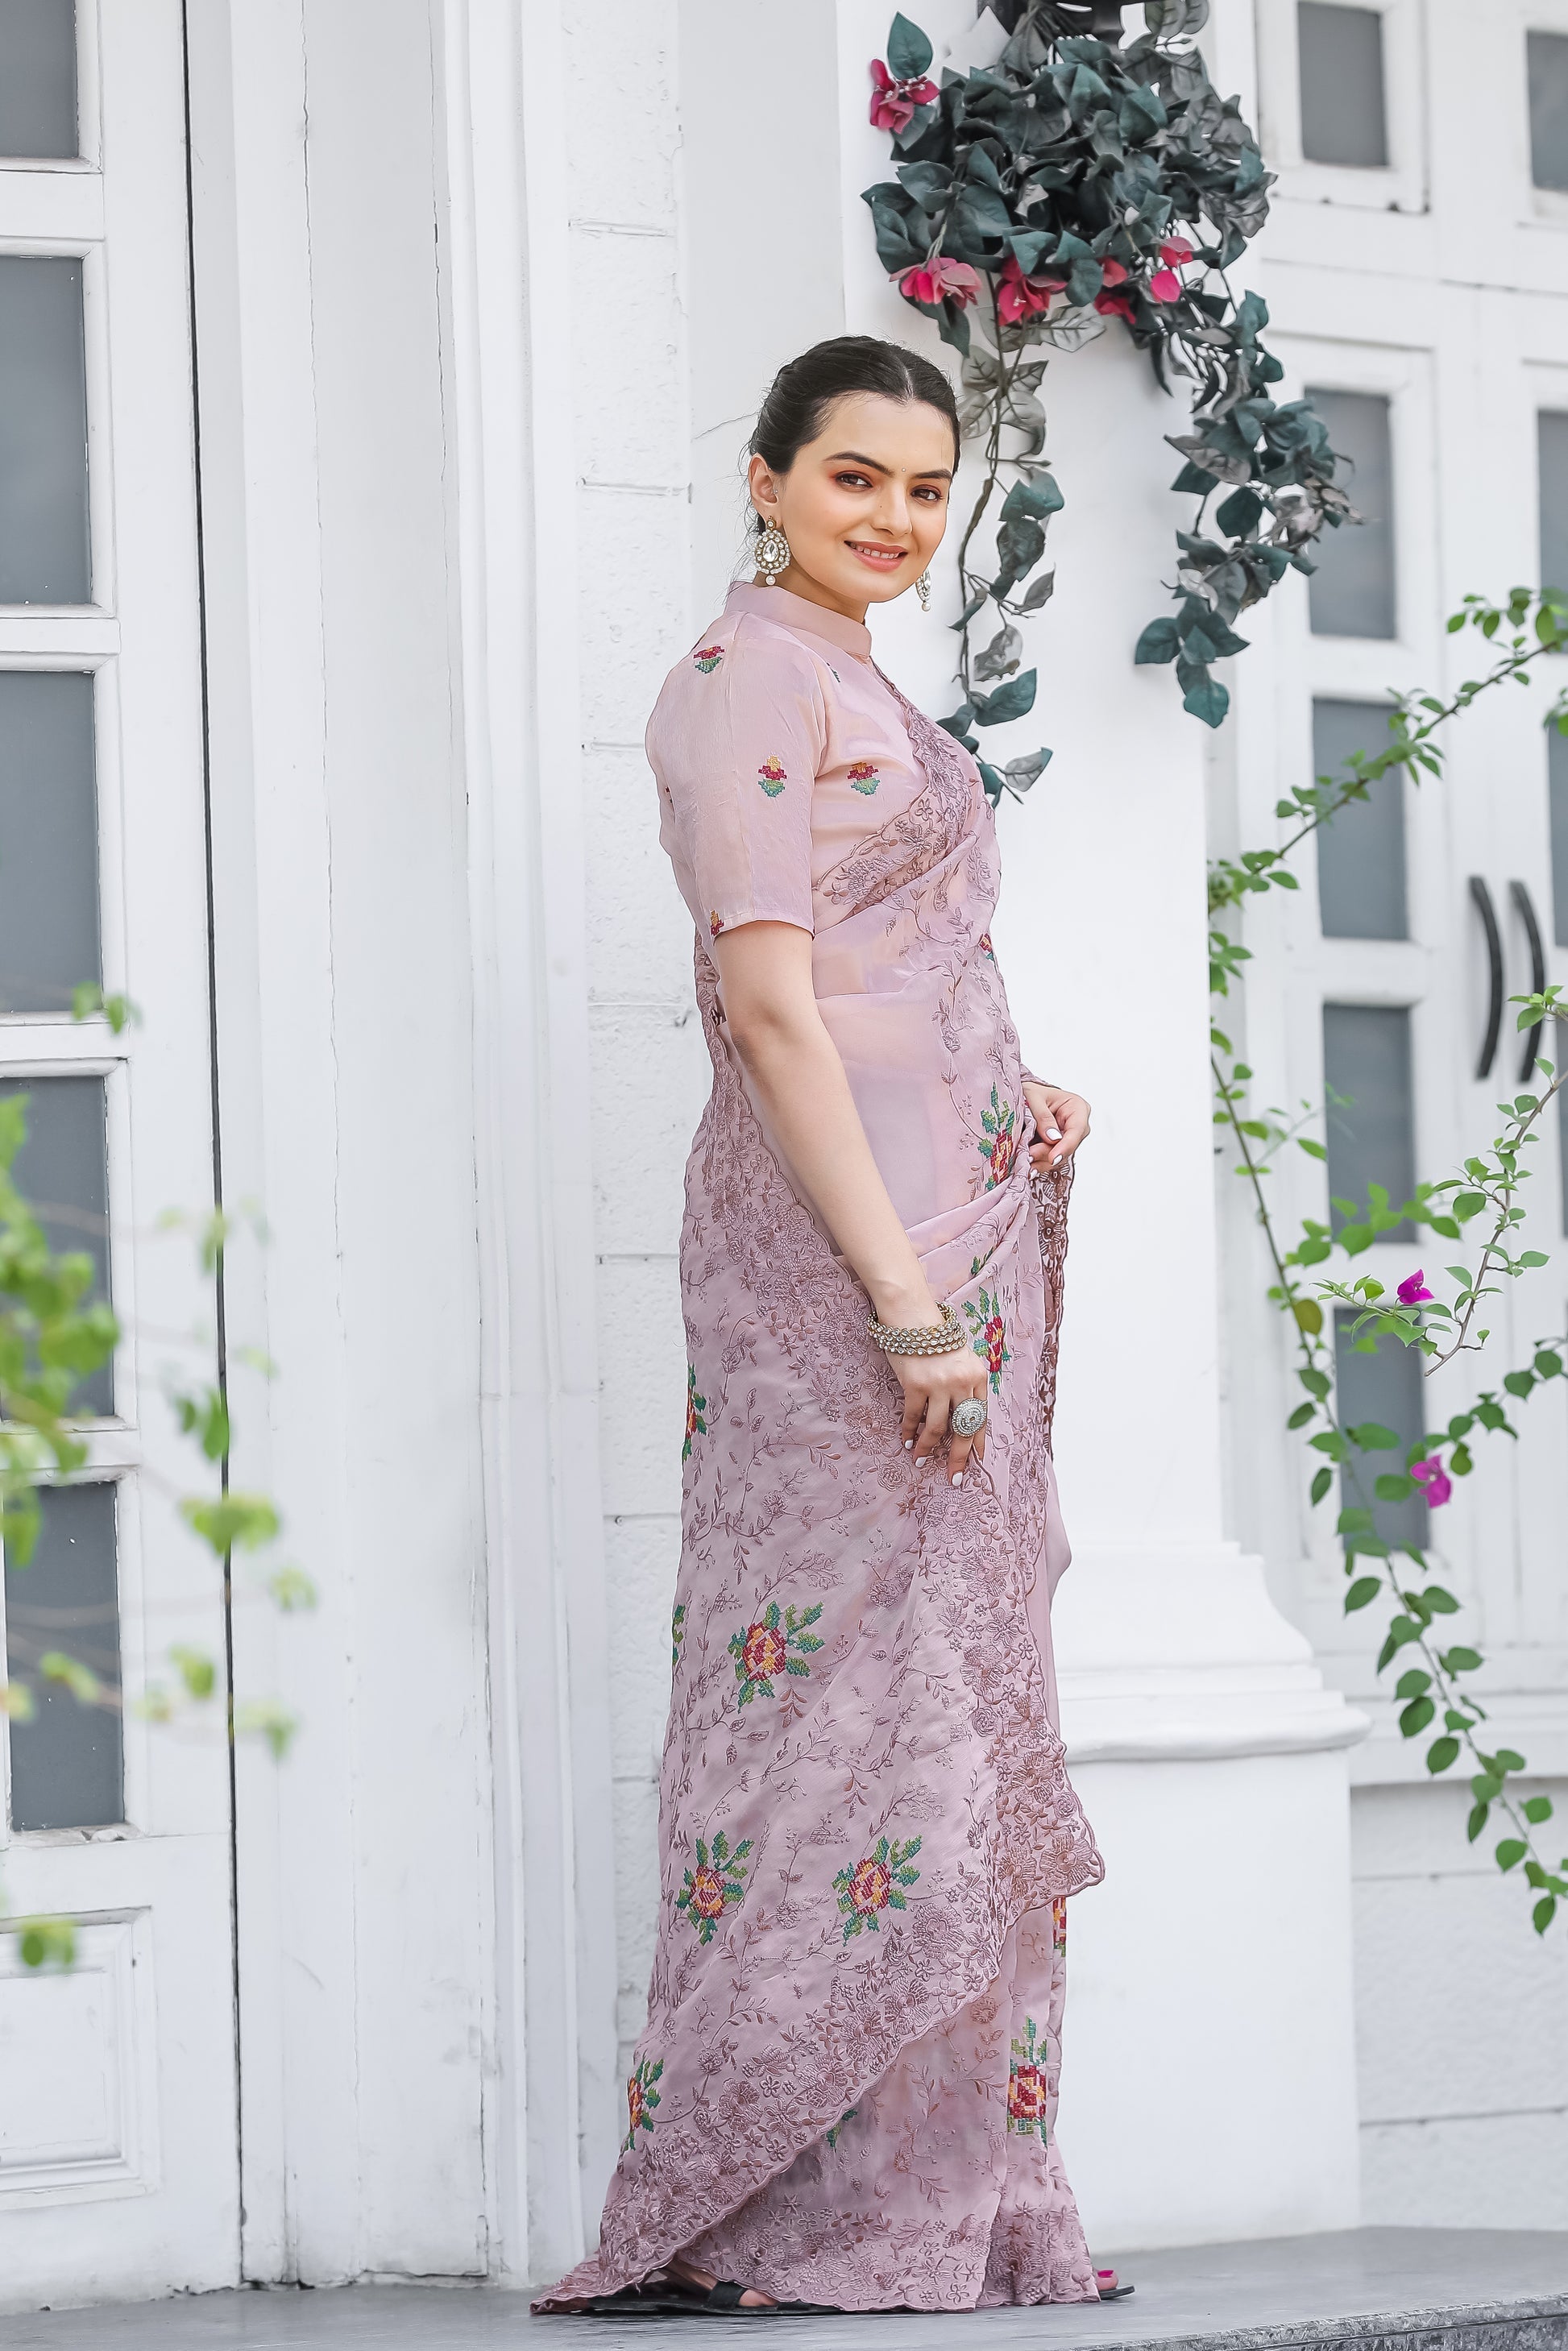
[1023,1080,1091,1171]
[890,1339,988,1486]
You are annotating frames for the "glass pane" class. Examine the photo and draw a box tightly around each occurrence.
[1550,722,1568,951]
[1298,3,1388,168]
[0,258,89,605]
[1323,1003,1416,1235]
[0,1073,111,1416]
[1307,389,1396,639]
[1334,1311,1429,1556]
[0,0,77,160]
[1313,699,1407,939]
[0,672,97,1012]
[1529,31,1568,193]
[5,1482,122,1831]
[1541,412,1568,601]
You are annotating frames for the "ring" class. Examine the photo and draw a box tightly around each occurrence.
[951,1398,988,1439]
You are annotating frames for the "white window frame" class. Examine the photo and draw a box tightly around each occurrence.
[1256,0,1428,217]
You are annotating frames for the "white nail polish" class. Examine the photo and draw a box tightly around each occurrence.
[903,1437,913,1449]
[952,1472,963,1487]
[1044,1125,1061,1140]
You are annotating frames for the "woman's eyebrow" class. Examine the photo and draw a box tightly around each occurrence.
[827,450,955,482]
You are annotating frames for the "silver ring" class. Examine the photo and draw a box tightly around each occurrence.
[951,1398,988,1439]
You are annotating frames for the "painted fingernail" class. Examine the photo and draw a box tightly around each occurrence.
[916,1454,930,1470]
[951,1472,963,1487]
[903,1438,914,1449]
[1044,1124,1061,1139]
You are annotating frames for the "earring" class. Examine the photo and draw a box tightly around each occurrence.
[916,570,932,612]
[754,514,790,587]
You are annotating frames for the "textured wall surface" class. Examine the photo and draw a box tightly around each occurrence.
[562,0,705,2087]
[1354,1783,1568,2226]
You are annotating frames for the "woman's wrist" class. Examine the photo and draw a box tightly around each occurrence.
[867,1274,941,1328]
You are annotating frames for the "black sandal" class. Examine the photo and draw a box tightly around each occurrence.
[583,2272,840,2319]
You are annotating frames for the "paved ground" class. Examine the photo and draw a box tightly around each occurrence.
[6,2230,1568,2350]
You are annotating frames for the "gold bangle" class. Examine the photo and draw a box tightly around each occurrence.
[867,1301,966,1356]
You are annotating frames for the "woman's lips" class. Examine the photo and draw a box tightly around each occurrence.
[846,541,907,570]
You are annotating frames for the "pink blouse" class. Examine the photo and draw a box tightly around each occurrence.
[647,582,1035,1238]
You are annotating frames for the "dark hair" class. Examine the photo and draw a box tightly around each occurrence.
[750,336,961,478]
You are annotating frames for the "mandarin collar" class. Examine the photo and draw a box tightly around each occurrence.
[725,580,873,662]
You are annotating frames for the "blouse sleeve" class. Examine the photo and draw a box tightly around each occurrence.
[649,622,824,937]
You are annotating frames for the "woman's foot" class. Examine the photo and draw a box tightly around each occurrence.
[669,2254,777,2310]
[1097,2265,1135,2300]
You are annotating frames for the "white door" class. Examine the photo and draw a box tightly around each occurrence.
[1236,0,1568,1787]
[0,0,239,2305]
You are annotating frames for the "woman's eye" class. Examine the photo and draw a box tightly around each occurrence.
[835,471,873,490]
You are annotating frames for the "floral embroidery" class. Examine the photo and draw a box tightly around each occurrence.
[964,1288,1010,1395]
[833,1833,921,1943]
[623,2055,663,2153]
[824,2107,858,2149]
[847,760,881,795]
[728,1598,825,1706]
[977,1085,1019,1188]
[1007,2017,1049,2144]
[1052,1893,1068,1954]
[709,910,725,939]
[683,1365,707,1460]
[670,1602,687,1671]
[692,645,724,675]
[757,757,787,798]
[978,931,996,960]
[677,1830,752,1945]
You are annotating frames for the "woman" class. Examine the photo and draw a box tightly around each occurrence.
[543,337,1105,2316]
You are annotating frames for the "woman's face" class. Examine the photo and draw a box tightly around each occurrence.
[747,391,956,620]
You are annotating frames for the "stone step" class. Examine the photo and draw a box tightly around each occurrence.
[6,2229,1567,2349]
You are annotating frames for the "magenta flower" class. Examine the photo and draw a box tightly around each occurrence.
[1148,267,1182,303]
[1099,257,1130,286]
[1411,1457,1453,1507]
[1093,288,1135,322]
[1396,1269,1433,1304]
[869,56,937,133]
[1159,235,1195,267]
[998,254,1067,325]
[898,256,981,310]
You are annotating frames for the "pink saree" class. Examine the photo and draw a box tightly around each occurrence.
[542,584,1104,2313]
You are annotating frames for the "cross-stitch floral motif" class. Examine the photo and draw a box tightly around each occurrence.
[683,1365,707,1461]
[977,931,996,960]
[757,757,787,798]
[692,645,724,675]
[728,1598,825,1706]
[847,760,880,794]
[976,1085,1018,1188]
[709,910,725,938]
[677,1830,753,1945]
[963,1287,1010,1395]
[623,2055,663,2154]
[832,1833,921,1943]
[1007,2017,1049,2144]
[670,1602,687,1673]
[824,2107,858,2149]
[1052,1893,1068,1954]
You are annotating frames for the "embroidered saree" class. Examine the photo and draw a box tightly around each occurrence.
[542,583,1104,2313]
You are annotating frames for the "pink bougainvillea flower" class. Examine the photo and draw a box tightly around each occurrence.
[898,256,981,310]
[1093,288,1136,321]
[869,56,937,133]
[1148,267,1182,303]
[998,254,1067,325]
[1396,1269,1434,1304]
[1411,1457,1454,1507]
[1099,256,1129,286]
[1159,234,1195,266]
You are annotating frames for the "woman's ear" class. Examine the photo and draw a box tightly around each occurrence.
[746,451,781,515]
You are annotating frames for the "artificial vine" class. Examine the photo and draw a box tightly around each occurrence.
[864,0,1350,798]
[1211,588,1568,1934]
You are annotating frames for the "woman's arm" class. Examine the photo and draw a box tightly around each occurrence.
[711,921,988,1483]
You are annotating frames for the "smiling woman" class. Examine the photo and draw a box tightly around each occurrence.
[537,337,1103,2320]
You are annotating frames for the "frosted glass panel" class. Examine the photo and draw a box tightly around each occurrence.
[1323,1003,1415,1236]
[0,671,98,1012]
[1541,413,1568,601]
[1298,4,1388,168]
[1529,31,1568,192]
[0,258,89,605]
[1334,1311,1429,1556]
[0,1074,111,1416]
[5,1482,122,1831]
[1307,389,1395,639]
[0,0,77,160]
[1314,699,1406,939]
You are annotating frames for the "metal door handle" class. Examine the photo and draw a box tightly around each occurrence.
[1470,876,1503,1080]
[1510,879,1546,1083]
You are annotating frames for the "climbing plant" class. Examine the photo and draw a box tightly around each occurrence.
[863,0,1350,797]
[1211,588,1568,1935]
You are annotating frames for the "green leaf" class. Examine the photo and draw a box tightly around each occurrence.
[1286,1401,1316,1429]
[1344,1576,1381,1611]
[1425,1735,1461,1774]
[972,670,1038,728]
[1440,1645,1483,1673]
[1135,616,1181,665]
[1398,1695,1435,1737]
[1495,1746,1528,1771]
[1375,1473,1415,1503]
[1533,1894,1557,1933]
[885,12,934,81]
[1495,1838,1528,1872]
[1296,1136,1327,1160]
[1375,1617,1421,1670]
[1347,1421,1400,1452]
[1394,1669,1431,1698]
[1309,1465,1333,1505]
[179,1491,280,1555]
[1421,1585,1461,1614]
[1466,1800,1490,1842]
[1523,1794,1555,1825]
[1292,1297,1323,1333]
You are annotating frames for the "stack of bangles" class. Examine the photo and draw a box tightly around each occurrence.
[866,1304,989,1437]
